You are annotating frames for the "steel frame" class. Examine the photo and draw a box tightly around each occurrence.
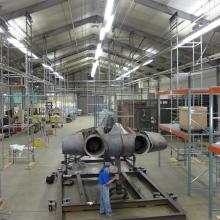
[55,157,186,220]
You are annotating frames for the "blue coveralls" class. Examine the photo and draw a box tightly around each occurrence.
[98,164,112,214]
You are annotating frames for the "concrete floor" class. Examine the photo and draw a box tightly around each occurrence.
[0,116,219,220]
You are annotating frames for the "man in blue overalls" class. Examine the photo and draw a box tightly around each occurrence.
[98,163,118,217]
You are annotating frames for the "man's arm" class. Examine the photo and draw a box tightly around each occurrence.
[106,174,119,185]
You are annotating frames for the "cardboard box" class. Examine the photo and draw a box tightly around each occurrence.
[179,106,207,131]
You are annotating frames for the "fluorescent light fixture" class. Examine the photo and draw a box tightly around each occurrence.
[142,59,153,66]
[58,76,64,80]
[8,37,27,54]
[52,71,64,80]
[8,21,26,41]
[28,52,39,59]
[53,71,60,77]
[116,65,140,80]
[123,67,129,71]
[8,37,38,58]
[42,63,54,72]
[116,72,130,80]
[97,43,101,51]
[178,17,220,47]
[105,15,114,32]
[47,93,55,96]
[132,65,140,72]
[146,48,157,55]
[91,61,99,77]
[100,27,106,41]
[0,27,4,33]
[95,43,103,60]
[104,0,114,21]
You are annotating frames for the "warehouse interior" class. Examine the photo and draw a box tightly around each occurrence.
[1,0,220,219]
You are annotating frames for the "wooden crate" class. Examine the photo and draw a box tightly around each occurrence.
[179,106,207,131]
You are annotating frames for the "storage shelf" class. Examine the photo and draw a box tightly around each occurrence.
[159,123,211,140]
[159,123,189,140]
[159,89,209,95]
[159,87,220,95]
[208,143,220,154]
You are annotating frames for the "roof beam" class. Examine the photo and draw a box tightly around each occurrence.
[46,34,97,53]
[66,65,91,75]
[59,55,131,73]
[58,53,94,67]
[55,50,135,73]
[134,0,205,23]
[33,15,103,41]
[45,33,148,57]
[54,45,96,61]
[65,63,109,75]
[32,14,166,46]
[54,45,134,67]
[114,22,167,45]
[51,43,158,74]
[1,0,67,20]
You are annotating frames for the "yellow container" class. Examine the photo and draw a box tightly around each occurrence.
[34,138,42,148]
[50,115,64,123]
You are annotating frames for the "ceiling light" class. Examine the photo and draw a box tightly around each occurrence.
[53,71,60,77]
[57,75,64,80]
[47,93,55,96]
[105,15,114,32]
[8,37,37,58]
[0,27,4,33]
[116,72,130,80]
[7,37,28,54]
[132,65,140,72]
[95,43,103,60]
[104,0,114,21]
[177,17,220,47]
[116,65,140,80]
[97,43,101,51]
[91,61,99,77]
[8,21,26,41]
[42,63,54,72]
[100,27,106,41]
[28,52,38,59]
[32,53,39,59]
[146,48,157,55]
[142,59,153,66]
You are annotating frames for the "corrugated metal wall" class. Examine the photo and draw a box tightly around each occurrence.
[77,95,104,115]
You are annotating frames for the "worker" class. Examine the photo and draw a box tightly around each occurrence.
[98,163,119,217]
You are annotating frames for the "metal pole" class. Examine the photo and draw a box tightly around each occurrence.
[208,93,214,219]
[187,74,192,196]
[157,78,161,167]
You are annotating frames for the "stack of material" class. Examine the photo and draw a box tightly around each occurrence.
[179,106,207,131]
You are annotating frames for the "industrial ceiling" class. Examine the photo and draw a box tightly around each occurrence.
[0,0,220,81]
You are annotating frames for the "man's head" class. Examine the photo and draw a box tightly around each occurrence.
[109,165,118,174]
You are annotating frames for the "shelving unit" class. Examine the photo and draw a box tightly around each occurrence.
[158,13,209,196]
[208,86,220,219]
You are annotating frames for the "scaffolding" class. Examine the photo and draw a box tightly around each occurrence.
[0,13,72,168]
[158,12,209,196]
[208,87,220,218]
[0,14,36,168]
